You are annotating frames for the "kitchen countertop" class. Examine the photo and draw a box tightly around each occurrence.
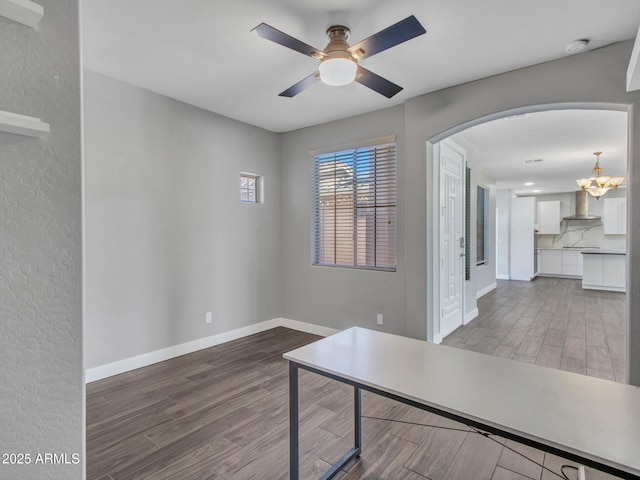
[581,250,626,255]
[536,247,625,255]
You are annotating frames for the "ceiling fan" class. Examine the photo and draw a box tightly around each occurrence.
[251,15,426,98]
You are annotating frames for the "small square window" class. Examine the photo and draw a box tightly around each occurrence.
[240,173,261,203]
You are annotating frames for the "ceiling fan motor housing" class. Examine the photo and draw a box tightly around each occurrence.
[324,26,351,53]
[319,25,358,86]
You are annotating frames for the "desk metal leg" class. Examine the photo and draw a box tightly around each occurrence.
[354,386,361,457]
[290,363,363,480]
[289,362,299,480]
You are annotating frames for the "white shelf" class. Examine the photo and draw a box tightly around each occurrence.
[0,0,43,28]
[0,110,49,137]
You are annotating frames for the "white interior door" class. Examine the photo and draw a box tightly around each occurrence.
[439,140,465,337]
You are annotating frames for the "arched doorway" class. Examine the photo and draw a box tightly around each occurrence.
[427,104,629,382]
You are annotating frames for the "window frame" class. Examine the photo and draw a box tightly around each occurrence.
[240,172,262,204]
[476,185,489,267]
[310,137,397,272]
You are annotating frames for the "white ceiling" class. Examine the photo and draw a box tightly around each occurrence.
[453,109,628,195]
[81,0,640,133]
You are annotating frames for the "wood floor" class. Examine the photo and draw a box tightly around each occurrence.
[87,322,623,479]
[442,277,627,383]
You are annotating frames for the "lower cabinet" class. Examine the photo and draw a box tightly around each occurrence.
[537,249,582,277]
[561,251,583,277]
[582,254,626,292]
[538,250,562,275]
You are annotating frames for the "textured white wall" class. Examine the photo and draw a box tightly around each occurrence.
[0,1,83,479]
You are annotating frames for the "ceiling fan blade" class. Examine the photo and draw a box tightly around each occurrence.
[252,23,325,59]
[355,66,403,98]
[279,72,320,97]
[348,15,426,61]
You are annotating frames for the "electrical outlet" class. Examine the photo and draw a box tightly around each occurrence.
[376,313,383,326]
[205,312,212,324]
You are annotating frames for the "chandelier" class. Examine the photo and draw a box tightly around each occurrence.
[575,151,624,199]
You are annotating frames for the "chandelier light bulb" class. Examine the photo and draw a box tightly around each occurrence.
[575,151,624,199]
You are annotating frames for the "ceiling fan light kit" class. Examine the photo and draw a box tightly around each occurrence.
[251,15,426,98]
[319,57,358,86]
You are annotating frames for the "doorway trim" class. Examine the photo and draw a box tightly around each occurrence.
[433,139,467,343]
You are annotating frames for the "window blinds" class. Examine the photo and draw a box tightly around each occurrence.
[312,143,397,271]
[477,186,488,266]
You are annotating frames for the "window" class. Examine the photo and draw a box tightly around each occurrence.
[312,141,396,271]
[477,186,489,266]
[240,173,261,203]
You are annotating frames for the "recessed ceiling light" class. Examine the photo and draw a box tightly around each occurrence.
[524,182,534,186]
[533,189,541,193]
[565,39,589,55]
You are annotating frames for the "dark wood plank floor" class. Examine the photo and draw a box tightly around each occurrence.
[87,325,623,479]
[442,278,627,383]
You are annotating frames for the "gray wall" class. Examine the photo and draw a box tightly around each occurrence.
[280,105,407,334]
[84,70,282,368]
[281,41,640,384]
[0,1,83,478]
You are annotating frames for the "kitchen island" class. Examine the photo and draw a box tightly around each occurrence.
[582,250,626,292]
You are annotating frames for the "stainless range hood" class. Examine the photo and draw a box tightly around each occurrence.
[563,190,600,220]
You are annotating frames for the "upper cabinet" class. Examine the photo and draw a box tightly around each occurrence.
[538,200,561,234]
[603,197,627,234]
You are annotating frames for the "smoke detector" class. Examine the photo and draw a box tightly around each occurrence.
[565,39,589,55]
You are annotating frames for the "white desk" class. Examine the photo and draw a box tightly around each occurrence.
[284,327,640,480]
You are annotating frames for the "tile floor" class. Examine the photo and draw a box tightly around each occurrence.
[442,277,627,383]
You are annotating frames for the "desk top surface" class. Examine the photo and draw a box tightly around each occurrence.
[284,327,640,476]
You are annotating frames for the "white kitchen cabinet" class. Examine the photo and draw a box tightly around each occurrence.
[510,197,536,281]
[603,197,627,234]
[538,201,561,234]
[562,250,583,277]
[582,253,626,292]
[538,249,562,275]
[537,249,583,277]
[607,255,626,289]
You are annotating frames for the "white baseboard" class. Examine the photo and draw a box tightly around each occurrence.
[464,308,479,325]
[433,333,443,344]
[278,318,340,337]
[85,318,339,383]
[496,274,510,280]
[477,282,497,299]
